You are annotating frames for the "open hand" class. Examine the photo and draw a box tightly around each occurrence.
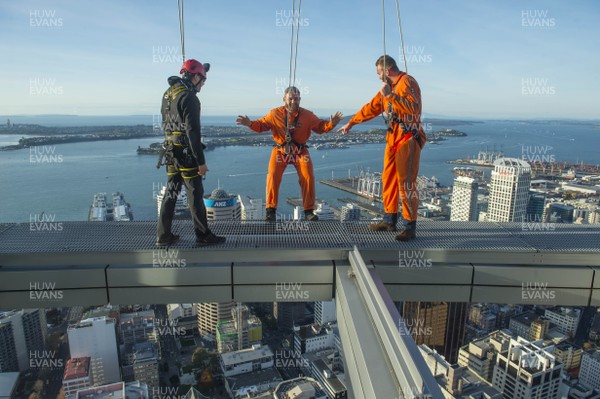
[330,111,343,127]
[236,115,251,127]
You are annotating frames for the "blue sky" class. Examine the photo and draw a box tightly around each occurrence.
[0,0,598,119]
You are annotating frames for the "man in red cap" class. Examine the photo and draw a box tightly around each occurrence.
[156,59,225,246]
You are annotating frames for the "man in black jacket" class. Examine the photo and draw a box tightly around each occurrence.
[156,58,225,246]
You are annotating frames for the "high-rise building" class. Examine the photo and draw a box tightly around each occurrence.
[0,309,47,372]
[204,189,241,220]
[216,305,262,353]
[526,192,546,222]
[120,310,158,347]
[492,337,562,399]
[450,176,479,221]
[273,302,306,331]
[580,350,600,391]
[553,341,582,371]
[508,311,545,341]
[544,307,581,338]
[63,357,92,399]
[294,324,335,354]
[220,344,275,378]
[528,317,549,341]
[167,303,197,320]
[197,302,236,337]
[67,317,120,385]
[314,202,336,220]
[547,203,575,223]
[486,158,531,222]
[314,300,336,325]
[458,330,513,382]
[400,302,468,364]
[131,342,159,394]
[340,204,360,222]
[238,195,265,221]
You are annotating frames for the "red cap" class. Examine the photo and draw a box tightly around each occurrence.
[180,59,210,78]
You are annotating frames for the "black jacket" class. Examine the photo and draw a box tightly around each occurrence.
[161,76,205,166]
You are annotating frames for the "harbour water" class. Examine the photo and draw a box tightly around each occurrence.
[0,118,598,223]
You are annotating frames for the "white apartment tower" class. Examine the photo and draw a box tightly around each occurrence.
[197,302,236,337]
[238,195,265,220]
[579,350,600,391]
[67,316,121,385]
[0,309,47,372]
[450,176,479,221]
[314,300,336,325]
[487,158,531,222]
[492,337,562,399]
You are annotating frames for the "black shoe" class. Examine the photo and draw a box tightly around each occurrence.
[196,232,226,245]
[304,210,318,221]
[266,207,277,222]
[368,221,396,232]
[156,233,180,247]
[395,228,416,241]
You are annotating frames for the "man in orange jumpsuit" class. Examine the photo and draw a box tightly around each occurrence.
[237,87,343,221]
[338,55,425,241]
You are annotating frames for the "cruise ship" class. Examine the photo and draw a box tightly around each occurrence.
[88,192,134,222]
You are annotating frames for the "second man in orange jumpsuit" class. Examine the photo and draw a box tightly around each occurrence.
[338,55,425,241]
[237,87,343,221]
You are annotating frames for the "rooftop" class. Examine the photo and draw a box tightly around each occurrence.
[221,345,273,366]
[75,382,124,399]
[63,356,90,380]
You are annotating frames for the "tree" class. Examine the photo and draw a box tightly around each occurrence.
[191,347,210,368]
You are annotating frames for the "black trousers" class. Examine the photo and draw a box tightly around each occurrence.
[157,162,209,240]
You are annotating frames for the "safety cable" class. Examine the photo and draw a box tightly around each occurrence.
[178,0,185,62]
[286,0,302,141]
[395,0,408,73]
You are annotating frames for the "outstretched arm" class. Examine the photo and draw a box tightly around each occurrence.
[312,111,344,134]
[236,111,273,133]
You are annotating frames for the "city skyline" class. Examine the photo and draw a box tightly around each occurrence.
[0,1,599,118]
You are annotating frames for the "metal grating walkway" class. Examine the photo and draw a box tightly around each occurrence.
[1,220,599,255]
